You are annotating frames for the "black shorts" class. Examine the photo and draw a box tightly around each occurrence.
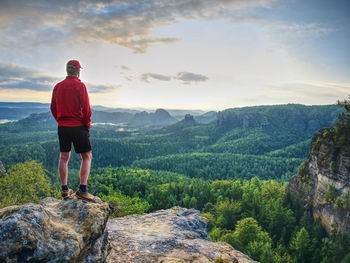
[58,126,92,153]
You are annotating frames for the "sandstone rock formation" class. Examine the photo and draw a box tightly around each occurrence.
[0,198,256,263]
[99,206,256,263]
[0,196,110,263]
[287,129,350,234]
[216,104,341,131]
[130,109,177,127]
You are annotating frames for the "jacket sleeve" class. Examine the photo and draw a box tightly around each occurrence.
[80,83,91,130]
[50,86,58,122]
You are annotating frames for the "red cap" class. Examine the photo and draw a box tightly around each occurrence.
[67,60,82,69]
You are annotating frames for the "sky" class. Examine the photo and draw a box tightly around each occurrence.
[0,0,349,110]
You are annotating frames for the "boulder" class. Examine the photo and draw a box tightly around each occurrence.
[0,196,110,263]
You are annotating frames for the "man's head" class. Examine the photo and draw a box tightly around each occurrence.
[66,60,82,77]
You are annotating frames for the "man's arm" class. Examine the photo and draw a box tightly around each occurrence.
[80,83,91,130]
[50,86,58,121]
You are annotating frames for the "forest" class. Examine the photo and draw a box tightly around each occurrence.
[0,103,349,262]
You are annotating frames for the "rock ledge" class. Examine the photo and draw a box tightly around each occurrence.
[102,206,256,263]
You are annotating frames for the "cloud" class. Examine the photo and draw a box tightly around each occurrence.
[176,72,208,84]
[87,83,121,93]
[118,65,130,70]
[0,62,119,93]
[140,73,172,83]
[0,62,59,91]
[0,0,277,53]
[123,75,134,82]
[138,71,209,84]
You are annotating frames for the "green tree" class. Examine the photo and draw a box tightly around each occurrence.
[0,160,55,208]
[216,199,241,230]
[231,217,273,262]
[289,227,311,263]
[247,240,275,263]
[100,185,150,217]
[324,185,338,203]
[335,191,350,210]
[209,227,222,242]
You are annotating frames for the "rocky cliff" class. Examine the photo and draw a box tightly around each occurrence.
[0,197,256,263]
[287,128,350,234]
[216,104,341,131]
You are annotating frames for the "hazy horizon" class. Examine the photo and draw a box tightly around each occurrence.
[0,0,349,110]
[0,100,343,113]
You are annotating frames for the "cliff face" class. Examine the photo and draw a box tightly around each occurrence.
[287,128,350,234]
[0,198,256,263]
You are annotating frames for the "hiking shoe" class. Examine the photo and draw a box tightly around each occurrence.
[75,188,95,201]
[61,189,74,200]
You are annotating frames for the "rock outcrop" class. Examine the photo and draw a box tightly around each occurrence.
[102,206,256,263]
[0,196,110,263]
[130,109,177,127]
[216,104,341,131]
[287,128,350,234]
[1,198,256,263]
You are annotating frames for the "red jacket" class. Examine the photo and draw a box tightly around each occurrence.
[50,76,91,130]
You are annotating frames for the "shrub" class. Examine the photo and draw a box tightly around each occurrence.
[0,160,57,208]
[324,185,338,203]
[335,191,350,210]
[99,185,150,217]
[330,161,338,173]
[298,160,312,184]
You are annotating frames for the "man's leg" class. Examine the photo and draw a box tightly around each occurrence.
[75,150,94,200]
[79,150,92,185]
[59,151,71,185]
[74,126,94,200]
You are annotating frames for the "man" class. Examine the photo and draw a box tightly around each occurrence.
[50,59,94,201]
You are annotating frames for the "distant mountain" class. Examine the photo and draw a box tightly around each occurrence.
[162,114,198,132]
[9,112,57,132]
[0,102,209,123]
[92,110,134,124]
[129,109,177,127]
[1,103,343,141]
[91,106,206,118]
[217,104,342,132]
[2,108,178,130]
[165,109,206,120]
[194,111,218,124]
[0,102,50,120]
[0,102,49,108]
[91,105,140,114]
